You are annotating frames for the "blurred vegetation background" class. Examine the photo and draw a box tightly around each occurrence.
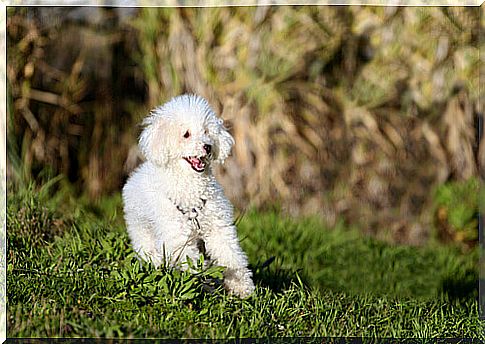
[6,6,482,247]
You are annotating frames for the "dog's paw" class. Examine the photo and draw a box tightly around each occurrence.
[224,268,255,298]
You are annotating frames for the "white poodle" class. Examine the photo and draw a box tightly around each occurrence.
[122,94,255,298]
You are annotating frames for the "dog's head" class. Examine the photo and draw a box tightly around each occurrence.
[139,94,234,173]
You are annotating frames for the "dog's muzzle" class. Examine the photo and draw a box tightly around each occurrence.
[184,155,210,173]
[183,144,212,173]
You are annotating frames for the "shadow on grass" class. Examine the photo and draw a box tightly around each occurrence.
[441,268,478,300]
[250,256,311,293]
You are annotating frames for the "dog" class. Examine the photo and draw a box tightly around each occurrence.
[122,94,255,298]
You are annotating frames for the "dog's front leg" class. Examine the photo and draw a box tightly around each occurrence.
[203,220,255,298]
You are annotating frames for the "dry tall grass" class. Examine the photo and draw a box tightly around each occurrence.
[7,7,481,245]
[7,8,144,197]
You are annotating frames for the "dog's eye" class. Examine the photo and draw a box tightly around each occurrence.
[183,130,190,139]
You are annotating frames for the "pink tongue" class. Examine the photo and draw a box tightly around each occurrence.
[190,157,202,168]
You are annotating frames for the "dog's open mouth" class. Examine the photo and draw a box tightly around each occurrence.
[184,156,207,173]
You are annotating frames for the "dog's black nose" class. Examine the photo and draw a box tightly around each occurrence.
[203,144,212,154]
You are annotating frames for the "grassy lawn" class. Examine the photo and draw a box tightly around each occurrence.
[7,181,482,338]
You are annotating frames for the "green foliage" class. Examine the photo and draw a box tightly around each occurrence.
[7,181,481,338]
[110,255,224,305]
[7,177,66,248]
[241,211,478,300]
[433,178,479,243]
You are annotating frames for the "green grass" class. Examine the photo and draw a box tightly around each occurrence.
[7,181,482,338]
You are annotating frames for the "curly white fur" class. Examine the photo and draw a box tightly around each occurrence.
[122,94,255,298]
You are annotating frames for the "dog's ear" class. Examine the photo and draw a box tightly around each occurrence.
[214,119,235,164]
[139,114,170,166]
